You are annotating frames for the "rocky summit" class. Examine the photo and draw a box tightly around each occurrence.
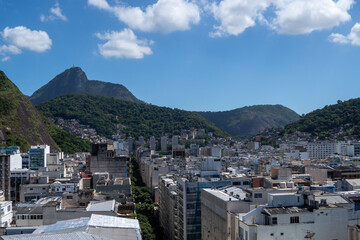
[29,67,142,105]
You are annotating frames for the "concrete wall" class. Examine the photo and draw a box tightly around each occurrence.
[90,155,128,179]
[10,154,22,170]
[305,167,328,182]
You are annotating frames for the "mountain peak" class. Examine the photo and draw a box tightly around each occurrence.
[56,66,88,85]
[29,67,142,105]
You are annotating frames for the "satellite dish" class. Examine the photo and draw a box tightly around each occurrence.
[304,232,315,239]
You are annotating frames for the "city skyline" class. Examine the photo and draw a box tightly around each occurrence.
[1,0,360,114]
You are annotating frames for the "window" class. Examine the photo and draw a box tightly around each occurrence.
[265,215,270,225]
[272,217,277,225]
[66,196,73,199]
[239,227,244,239]
[290,216,299,223]
[254,193,262,198]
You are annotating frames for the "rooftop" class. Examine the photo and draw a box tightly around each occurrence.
[86,200,115,212]
[346,179,360,187]
[2,231,110,240]
[263,206,311,216]
[314,194,349,204]
[5,214,141,240]
[204,186,246,201]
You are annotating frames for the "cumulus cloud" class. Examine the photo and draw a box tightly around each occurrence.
[96,29,153,59]
[210,0,270,37]
[2,26,52,52]
[0,26,52,60]
[88,0,200,33]
[272,0,354,34]
[329,22,360,46]
[41,2,67,22]
[208,0,354,36]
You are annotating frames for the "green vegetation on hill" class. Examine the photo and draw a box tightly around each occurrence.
[44,118,91,154]
[37,94,229,139]
[0,71,59,152]
[284,98,360,139]
[198,105,299,138]
[0,98,15,116]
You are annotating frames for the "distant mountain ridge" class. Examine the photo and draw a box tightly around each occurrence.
[198,105,300,138]
[29,67,301,140]
[29,67,142,105]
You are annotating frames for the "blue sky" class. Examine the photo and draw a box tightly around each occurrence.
[1,0,360,115]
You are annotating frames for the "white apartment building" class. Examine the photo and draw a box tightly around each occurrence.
[172,135,179,148]
[0,201,13,227]
[0,146,22,170]
[161,136,167,152]
[50,181,78,194]
[307,142,340,160]
[150,136,156,151]
[306,141,357,160]
[238,192,360,240]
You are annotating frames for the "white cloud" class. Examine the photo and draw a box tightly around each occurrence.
[208,0,354,36]
[272,0,354,34]
[2,26,52,52]
[329,33,350,44]
[96,29,153,59]
[41,2,67,22]
[1,56,10,62]
[88,0,111,10]
[0,44,21,55]
[329,22,360,46]
[0,26,52,60]
[88,0,200,33]
[210,0,270,37]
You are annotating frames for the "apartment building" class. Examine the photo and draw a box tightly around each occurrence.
[238,191,359,240]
